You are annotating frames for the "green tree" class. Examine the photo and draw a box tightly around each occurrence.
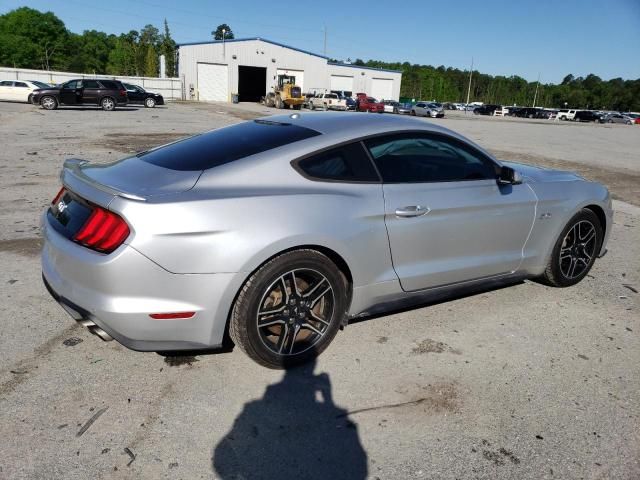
[161,19,176,77]
[212,24,234,40]
[144,45,158,77]
[0,7,70,70]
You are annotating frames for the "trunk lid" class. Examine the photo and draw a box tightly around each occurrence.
[62,156,201,202]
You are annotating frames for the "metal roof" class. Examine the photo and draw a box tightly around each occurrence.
[177,38,403,73]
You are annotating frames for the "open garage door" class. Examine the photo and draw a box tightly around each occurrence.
[276,69,304,91]
[371,78,393,101]
[330,75,354,95]
[197,63,228,101]
[238,66,267,102]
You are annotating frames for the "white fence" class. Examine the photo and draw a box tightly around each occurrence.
[0,66,184,100]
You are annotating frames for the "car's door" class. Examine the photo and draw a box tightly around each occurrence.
[80,80,100,105]
[0,81,14,100]
[13,81,30,101]
[415,103,428,116]
[60,80,81,105]
[364,132,537,291]
[125,84,142,103]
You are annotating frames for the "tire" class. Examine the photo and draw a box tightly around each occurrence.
[275,96,284,109]
[410,110,416,116]
[40,95,57,110]
[27,94,33,104]
[293,104,301,110]
[101,97,116,111]
[144,97,156,108]
[229,249,347,369]
[540,208,602,287]
[309,102,314,111]
[560,116,566,121]
[323,103,328,111]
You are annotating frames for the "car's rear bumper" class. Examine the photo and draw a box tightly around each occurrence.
[41,212,242,351]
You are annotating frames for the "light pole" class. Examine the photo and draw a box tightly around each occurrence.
[222,28,226,57]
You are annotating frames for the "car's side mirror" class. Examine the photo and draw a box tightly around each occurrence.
[498,166,523,185]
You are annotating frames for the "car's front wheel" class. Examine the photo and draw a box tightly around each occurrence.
[229,250,347,369]
[40,96,57,110]
[144,97,156,108]
[541,209,602,287]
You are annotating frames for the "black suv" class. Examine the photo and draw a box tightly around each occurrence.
[473,104,500,115]
[31,79,128,111]
[574,110,602,122]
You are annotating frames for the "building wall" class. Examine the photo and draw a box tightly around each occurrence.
[327,63,402,100]
[179,40,329,101]
[178,39,402,101]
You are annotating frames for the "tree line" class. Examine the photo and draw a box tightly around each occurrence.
[354,59,639,111]
[0,7,177,77]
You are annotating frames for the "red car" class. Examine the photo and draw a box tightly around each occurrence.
[355,93,384,113]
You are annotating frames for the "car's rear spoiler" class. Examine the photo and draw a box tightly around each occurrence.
[62,158,147,205]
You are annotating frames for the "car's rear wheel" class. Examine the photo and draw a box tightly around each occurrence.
[40,96,57,110]
[144,97,156,108]
[101,97,116,111]
[541,209,602,287]
[229,250,347,369]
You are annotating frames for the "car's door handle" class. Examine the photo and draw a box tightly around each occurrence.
[395,205,431,218]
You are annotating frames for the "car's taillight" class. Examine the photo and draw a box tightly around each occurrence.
[73,205,130,253]
[119,89,127,97]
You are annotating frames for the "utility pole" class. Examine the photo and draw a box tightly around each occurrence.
[465,57,473,115]
[532,72,540,108]
[323,25,327,56]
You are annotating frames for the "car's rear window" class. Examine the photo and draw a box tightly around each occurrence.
[139,120,321,171]
[99,80,119,89]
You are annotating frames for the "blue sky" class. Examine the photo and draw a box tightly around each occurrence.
[3,0,639,83]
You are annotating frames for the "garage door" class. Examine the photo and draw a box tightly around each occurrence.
[197,63,228,101]
[371,78,393,101]
[330,75,354,93]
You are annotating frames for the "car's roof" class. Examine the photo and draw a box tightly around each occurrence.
[259,112,455,139]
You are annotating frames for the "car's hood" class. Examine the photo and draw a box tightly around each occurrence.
[501,161,584,183]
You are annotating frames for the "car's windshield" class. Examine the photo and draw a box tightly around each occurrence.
[367,97,377,103]
[30,80,50,88]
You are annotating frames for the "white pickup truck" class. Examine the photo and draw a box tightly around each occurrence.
[309,93,347,111]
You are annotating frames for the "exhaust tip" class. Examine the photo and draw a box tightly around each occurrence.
[88,325,113,342]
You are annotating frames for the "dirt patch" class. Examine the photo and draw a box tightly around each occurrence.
[101,133,192,153]
[412,338,462,355]
[0,237,43,256]
[339,381,459,417]
[163,355,199,367]
[491,149,640,206]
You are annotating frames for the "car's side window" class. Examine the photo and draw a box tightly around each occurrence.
[295,142,380,182]
[63,80,80,89]
[82,80,100,89]
[14,82,28,88]
[0,81,13,87]
[364,133,498,183]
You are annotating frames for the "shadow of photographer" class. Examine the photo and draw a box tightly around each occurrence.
[212,358,367,480]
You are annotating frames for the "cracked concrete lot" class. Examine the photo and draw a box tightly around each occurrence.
[0,101,638,479]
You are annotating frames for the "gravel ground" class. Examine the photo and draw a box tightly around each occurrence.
[0,101,638,480]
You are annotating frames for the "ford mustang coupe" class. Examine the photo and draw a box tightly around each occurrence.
[41,114,612,368]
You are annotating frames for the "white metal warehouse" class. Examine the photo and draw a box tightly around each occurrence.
[177,38,402,103]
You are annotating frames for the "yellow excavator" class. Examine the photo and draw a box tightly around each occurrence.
[264,74,304,110]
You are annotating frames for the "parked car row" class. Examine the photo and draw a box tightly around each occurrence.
[0,78,164,110]
[466,103,639,125]
[301,92,446,118]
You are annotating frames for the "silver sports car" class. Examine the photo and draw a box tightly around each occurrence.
[42,113,612,368]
